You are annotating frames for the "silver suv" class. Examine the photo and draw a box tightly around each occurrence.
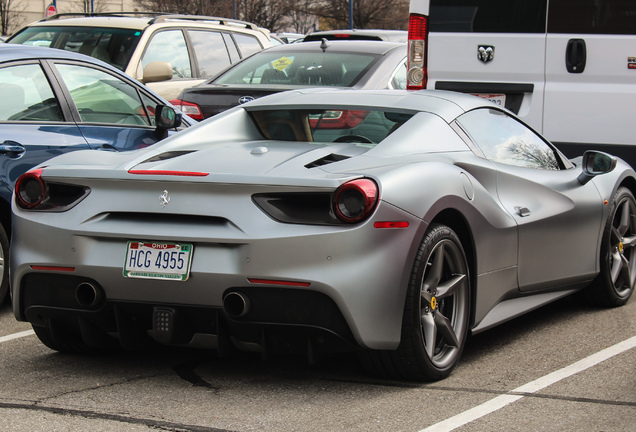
[6,13,273,99]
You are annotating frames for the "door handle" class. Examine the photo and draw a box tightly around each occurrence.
[0,140,25,157]
[566,39,586,74]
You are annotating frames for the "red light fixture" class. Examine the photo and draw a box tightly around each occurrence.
[128,170,209,177]
[15,169,47,209]
[248,278,311,287]
[374,221,409,229]
[333,178,379,223]
[407,12,430,90]
[169,99,204,121]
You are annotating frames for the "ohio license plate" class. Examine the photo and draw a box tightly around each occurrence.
[472,93,506,107]
[123,241,193,281]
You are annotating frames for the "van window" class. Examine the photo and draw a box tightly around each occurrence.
[548,0,636,35]
[430,0,547,33]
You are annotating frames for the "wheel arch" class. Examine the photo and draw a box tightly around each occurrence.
[429,208,477,328]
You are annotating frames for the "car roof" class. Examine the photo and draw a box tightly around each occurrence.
[255,40,405,55]
[16,13,266,33]
[303,29,408,42]
[0,43,105,62]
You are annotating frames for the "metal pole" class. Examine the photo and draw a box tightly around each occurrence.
[349,0,354,29]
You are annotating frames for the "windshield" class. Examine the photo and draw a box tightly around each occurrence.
[8,26,142,71]
[214,51,379,87]
[249,109,414,145]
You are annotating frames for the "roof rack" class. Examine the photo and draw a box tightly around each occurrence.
[41,12,261,31]
[149,14,260,30]
[41,12,162,22]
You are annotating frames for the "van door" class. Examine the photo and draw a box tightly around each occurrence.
[543,0,636,163]
[428,0,548,131]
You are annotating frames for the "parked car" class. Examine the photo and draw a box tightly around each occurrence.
[5,13,273,100]
[171,40,407,120]
[407,0,636,165]
[303,29,408,42]
[11,88,634,381]
[0,44,191,305]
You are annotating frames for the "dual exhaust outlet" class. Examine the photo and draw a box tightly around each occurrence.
[75,282,250,318]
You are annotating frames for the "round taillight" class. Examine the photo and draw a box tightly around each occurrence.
[15,169,47,209]
[333,178,379,223]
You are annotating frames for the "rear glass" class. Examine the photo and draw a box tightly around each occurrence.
[249,109,414,145]
[430,0,547,33]
[213,51,378,87]
[7,26,142,71]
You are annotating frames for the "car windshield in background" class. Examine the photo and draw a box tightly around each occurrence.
[249,109,413,145]
[214,52,379,87]
[7,26,142,71]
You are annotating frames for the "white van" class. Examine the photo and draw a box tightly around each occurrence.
[408,0,636,165]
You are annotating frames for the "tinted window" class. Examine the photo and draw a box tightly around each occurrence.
[0,64,63,122]
[548,0,636,35]
[430,0,547,33]
[214,51,377,86]
[189,30,232,79]
[7,26,141,71]
[56,64,151,126]
[457,108,559,170]
[142,30,192,79]
[232,33,263,58]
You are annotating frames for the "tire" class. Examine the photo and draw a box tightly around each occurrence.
[0,224,9,305]
[585,187,636,307]
[361,223,470,381]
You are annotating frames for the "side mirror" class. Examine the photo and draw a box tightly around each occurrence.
[577,150,617,184]
[142,61,173,83]
[154,105,182,139]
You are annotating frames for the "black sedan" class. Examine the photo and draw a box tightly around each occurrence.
[170,40,407,120]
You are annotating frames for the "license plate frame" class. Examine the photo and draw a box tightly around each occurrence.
[123,241,193,281]
[472,93,506,107]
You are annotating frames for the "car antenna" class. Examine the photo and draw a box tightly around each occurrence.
[320,38,331,52]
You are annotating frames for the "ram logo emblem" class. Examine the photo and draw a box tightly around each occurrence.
[478,45,495,64]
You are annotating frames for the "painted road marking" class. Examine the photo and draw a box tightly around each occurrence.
[0,329,35,343]
[420,335,636,432]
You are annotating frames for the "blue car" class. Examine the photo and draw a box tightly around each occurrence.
[0,44,191,304]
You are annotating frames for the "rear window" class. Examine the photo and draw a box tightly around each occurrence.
[430,0,547,33]
[249,109,414,145]
[213,51,378,87]
[7,26,142,71]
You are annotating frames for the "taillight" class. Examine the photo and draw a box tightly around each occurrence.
[333,178,379,224]
[169,99,204,121]
[15,169,46,209]
[407,12,429,90]
[15,169,90,211]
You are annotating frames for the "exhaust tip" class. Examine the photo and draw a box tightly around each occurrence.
[75,282,102,308]
[223,291,250,318]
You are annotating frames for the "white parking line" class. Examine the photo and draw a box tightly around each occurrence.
[0,329,35,343]
[420,335,636,432]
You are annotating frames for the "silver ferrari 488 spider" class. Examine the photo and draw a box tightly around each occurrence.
[10,89,635,381]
